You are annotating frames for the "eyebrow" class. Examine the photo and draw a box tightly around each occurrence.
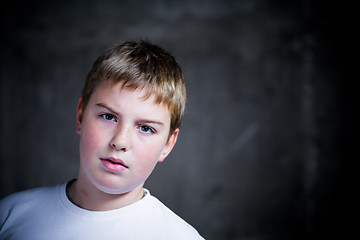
[96,103,119,115]
[95,103,164,126]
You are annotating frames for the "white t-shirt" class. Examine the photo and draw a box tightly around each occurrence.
[0,182,204,240]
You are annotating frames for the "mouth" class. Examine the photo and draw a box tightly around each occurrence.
[100,157,128,168]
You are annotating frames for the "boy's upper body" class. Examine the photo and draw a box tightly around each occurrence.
[0,182,202,239]
[0,41,204,239]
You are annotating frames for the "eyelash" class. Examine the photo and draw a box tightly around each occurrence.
[139,125,156,134]
[100,113,117,122]
[99,113,156,134]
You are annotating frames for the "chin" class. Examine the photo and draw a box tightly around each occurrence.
[93,178,142,195]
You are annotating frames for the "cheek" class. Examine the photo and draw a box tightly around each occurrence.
[79,125,105,159]
[135,139,166,165]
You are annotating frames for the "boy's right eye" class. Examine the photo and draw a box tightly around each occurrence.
[100,113,116,122]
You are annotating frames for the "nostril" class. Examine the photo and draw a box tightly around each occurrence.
[111,142,127,152]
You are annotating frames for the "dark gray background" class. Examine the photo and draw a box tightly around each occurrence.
[0,0,351,239]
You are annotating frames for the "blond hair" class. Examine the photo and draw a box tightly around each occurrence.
[81,41,186,135]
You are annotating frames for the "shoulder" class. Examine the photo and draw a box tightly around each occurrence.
[1,185,58,206]
[0,184,68,238]
[140,190,204,239]
[0,184,61,220]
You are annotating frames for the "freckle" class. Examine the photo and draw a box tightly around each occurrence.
[81,190,89,198]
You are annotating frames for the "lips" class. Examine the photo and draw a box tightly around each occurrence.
[101,157,128,168]
[100,157,128,173]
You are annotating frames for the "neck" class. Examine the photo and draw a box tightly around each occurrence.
[66,177,144,211]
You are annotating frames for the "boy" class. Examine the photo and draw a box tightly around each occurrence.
[0,41,204,239]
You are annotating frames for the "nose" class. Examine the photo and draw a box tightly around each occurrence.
[110,124,130,152]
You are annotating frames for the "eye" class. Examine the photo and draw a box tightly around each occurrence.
[100,113,116,122]
[139,125,155,134]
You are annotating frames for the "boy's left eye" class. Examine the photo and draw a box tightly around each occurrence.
[139,125,155,134]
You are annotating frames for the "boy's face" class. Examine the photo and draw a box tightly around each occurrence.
[76,81,178,196]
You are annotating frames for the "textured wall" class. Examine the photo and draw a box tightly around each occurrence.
[0,0,350,239]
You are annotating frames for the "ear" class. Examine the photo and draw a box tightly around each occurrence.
[158,128,179,162]
[76,98,84,135]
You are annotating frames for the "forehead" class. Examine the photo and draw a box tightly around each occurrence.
[89,81,171,118]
